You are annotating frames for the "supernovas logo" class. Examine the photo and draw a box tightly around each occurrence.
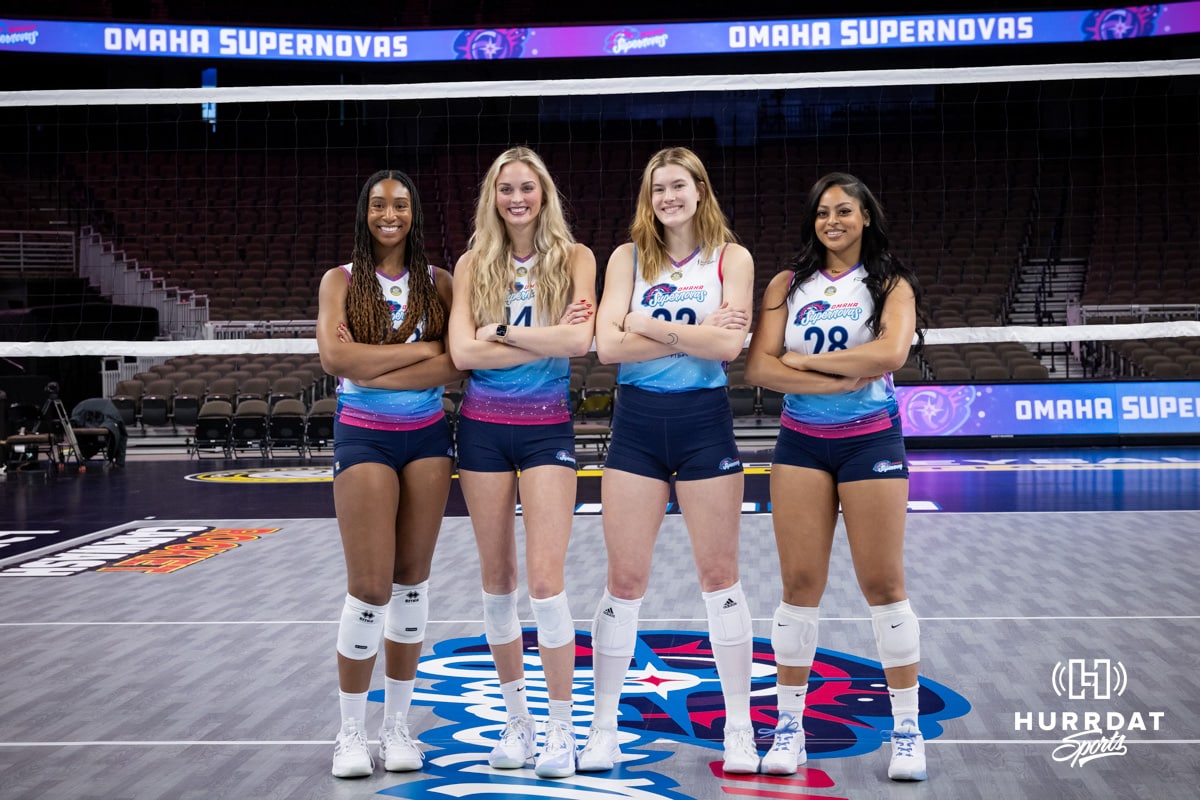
[369,629,969,798]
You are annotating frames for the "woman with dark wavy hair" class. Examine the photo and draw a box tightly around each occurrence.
[316,169,463,778]
[746,172,930,781]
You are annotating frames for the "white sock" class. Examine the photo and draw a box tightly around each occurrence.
[548,698,573,724]
[339,690,369,729]
[590,593,641,731]
[777,683,808,718]
[384,676,414,722]
[703,584,753,730]
[501,678,529,719]
[889,684,920,730]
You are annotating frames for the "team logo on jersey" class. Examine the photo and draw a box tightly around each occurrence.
[872,459,906,473]
[453,28,528,60]
[643,283,708,308]
[718,457,741,471]
[374,630,969,798]
[1082,6,1158,40]
[507,282,536,304]
[794,300,863,326]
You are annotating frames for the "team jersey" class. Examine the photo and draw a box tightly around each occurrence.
[617,244,729,393]
[780,265,899,436]
[459,254,571,425]
[336,263,445,431]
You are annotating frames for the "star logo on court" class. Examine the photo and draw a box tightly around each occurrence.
[626,663,702,698]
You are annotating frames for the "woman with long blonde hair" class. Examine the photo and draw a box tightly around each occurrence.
[447,146,597,779]
[580,146,758,774]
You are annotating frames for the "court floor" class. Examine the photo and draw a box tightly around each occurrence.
[1,445,1198,799]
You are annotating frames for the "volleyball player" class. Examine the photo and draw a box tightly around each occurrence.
[316,170,463,778]
[744,172,929,780]
[447,146,597,779]
[579,146,759,774]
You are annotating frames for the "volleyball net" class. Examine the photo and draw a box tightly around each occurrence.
[1,58,1199,413]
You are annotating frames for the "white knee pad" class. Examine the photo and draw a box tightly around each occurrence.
[530,591,576,649]
[871,599,920,669]
[591,592,642,658]
[771,603,820,668]
[336,594,387,660]
[482,589,522,646]
[702,582,753,647]
[385,580,429,644]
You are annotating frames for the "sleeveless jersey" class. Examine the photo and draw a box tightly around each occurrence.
[459,254,571,425]
[617,244,729,393]
[780,266,898,434]
[336,263,445,431]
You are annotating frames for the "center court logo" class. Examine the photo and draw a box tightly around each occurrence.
[370,630,969,798]
[1015,658,1166,768]
[186,466,332,483]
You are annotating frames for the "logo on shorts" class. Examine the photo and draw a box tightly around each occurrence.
[718,457,741,471]
[555,450,577,465]
[872,460,905,473]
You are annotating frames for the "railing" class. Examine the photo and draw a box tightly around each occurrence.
[77,226,210,341]
[206,320,317,339]
[0,229,76,274]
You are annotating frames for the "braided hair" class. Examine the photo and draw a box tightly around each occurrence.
[344,170,447,345]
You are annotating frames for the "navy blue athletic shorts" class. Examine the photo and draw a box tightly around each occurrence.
[773,414,908,482]
[455,416,577,473]
[332,417,454,478]
[604,384,742,481]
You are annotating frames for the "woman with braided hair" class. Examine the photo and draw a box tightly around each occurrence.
[316,169,464,778]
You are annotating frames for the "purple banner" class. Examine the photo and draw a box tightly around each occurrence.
[1,4,1197,63]
[897,380,1200,438]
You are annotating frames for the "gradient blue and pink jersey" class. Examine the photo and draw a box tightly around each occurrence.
[780,265,899,438]
[618,244,730,393]
[335,263,445,431]
[459,255,572,425]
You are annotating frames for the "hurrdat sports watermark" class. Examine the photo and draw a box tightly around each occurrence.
[1015,658,1166,767]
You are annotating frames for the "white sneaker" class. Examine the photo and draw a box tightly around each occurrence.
[379,714,423,772]
[489,714,536,769]
[761,712,806,775]
[534,718,577,778]
[887,719,928,781]
[721,725,760,774]
[331,718,374,778]
[577,725,621,772]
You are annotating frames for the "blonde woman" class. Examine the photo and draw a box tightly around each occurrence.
[580,147,758,774]
[447,147,597,779]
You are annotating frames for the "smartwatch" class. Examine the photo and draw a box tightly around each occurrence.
[495,324,508,342]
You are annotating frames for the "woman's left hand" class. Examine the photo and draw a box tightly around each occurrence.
[558,299,593,326]
[701,301,750,330]
[336,322,355,343]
